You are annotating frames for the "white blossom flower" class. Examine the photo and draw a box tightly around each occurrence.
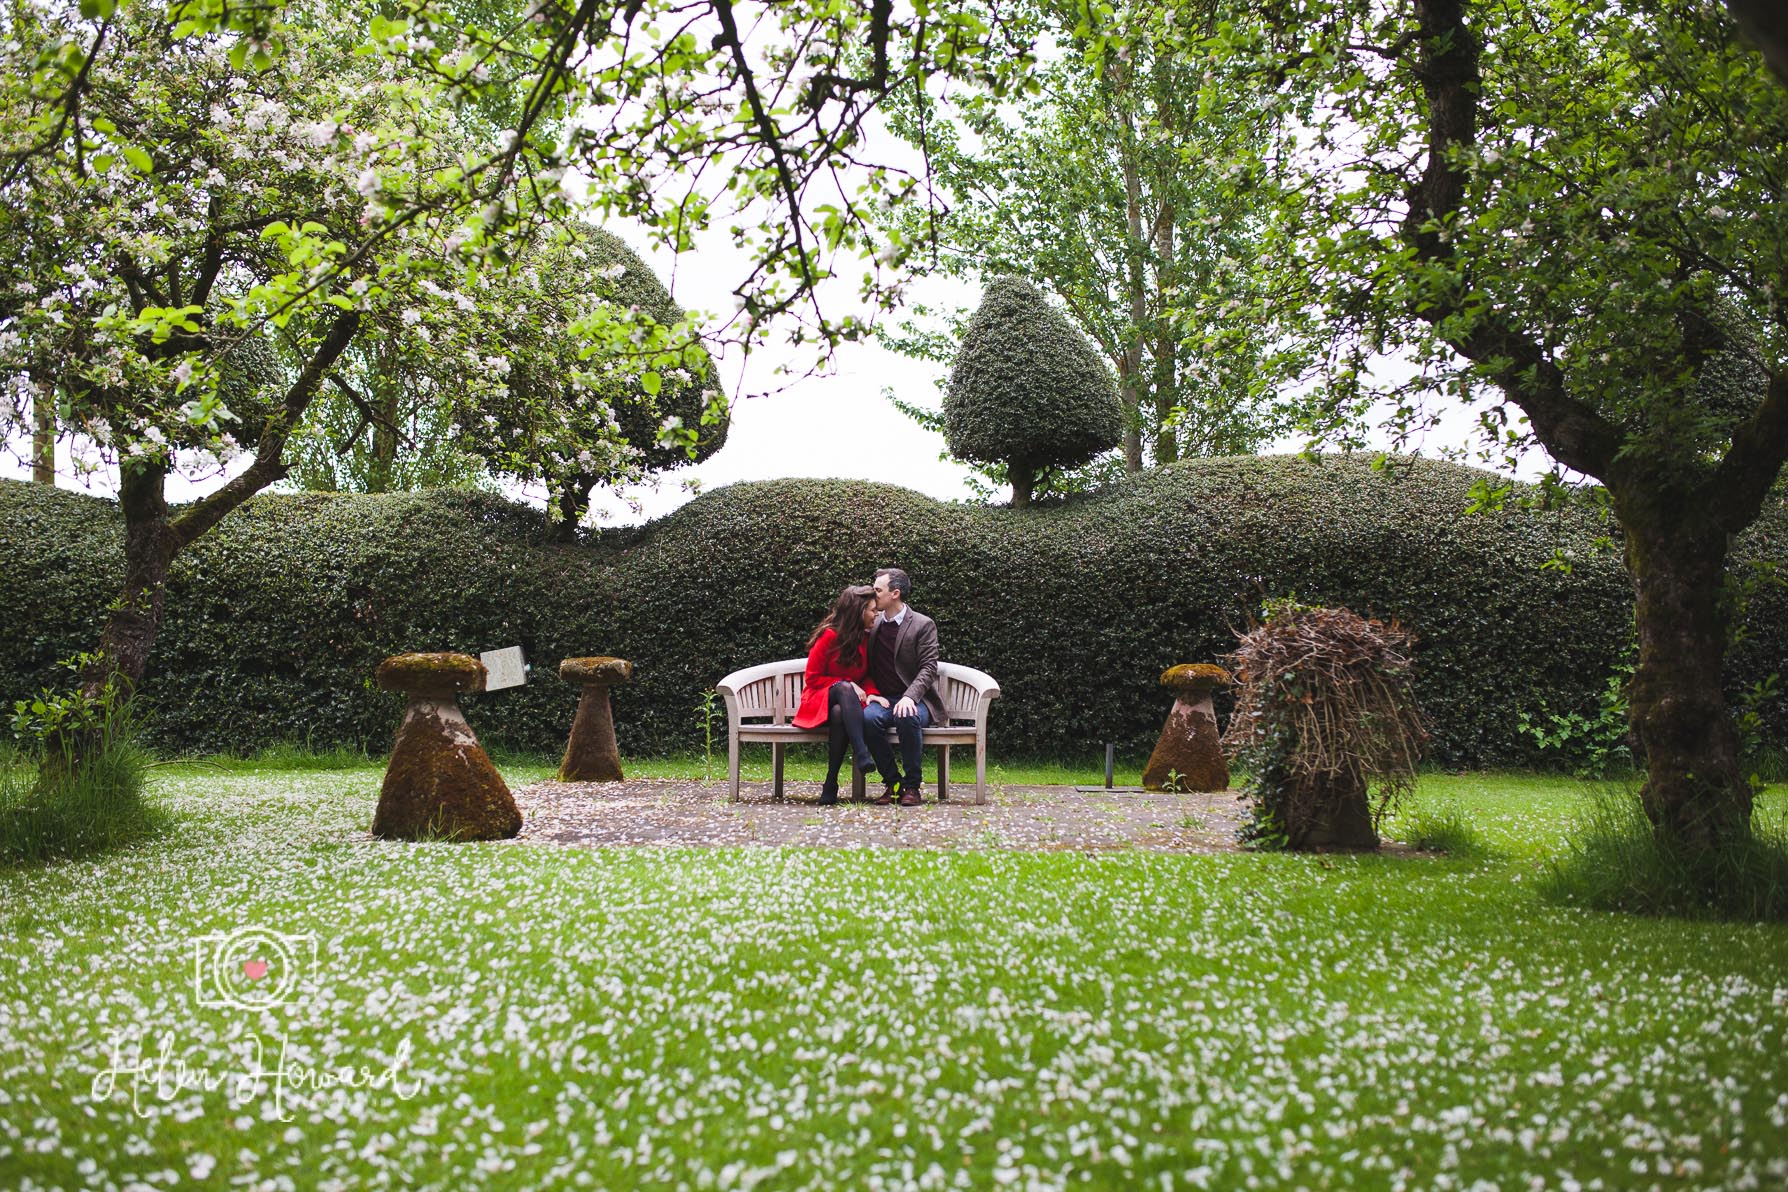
[295,120,337,149]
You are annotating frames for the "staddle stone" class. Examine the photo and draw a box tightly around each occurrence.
[1142,663,1232,792]
[371,653,520,841]
[559,656,634,782]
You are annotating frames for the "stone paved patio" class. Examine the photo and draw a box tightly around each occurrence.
[503,778,1255,852]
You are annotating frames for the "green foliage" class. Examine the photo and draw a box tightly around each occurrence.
[0,685,161,866]
[11,455,1788,767]
[1517,655,1638,778]
[944,277,1122,503]
[1257,2,1788,479]
[884,387,1129,506]
[9,651,122,747]
[462,224,729,527]
[878,0,1300,470]
[1539,783,1788,921]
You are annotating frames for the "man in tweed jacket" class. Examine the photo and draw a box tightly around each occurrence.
[862,566,947,805]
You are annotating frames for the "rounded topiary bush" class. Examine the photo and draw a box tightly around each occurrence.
[473,224,729,537]
[944,276,1122,507]
[3,454,1784,766]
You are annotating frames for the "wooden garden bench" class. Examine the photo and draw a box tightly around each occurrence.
[715,659,1001,804]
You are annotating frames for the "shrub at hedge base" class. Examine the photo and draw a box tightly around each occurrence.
[3,454,1785,765]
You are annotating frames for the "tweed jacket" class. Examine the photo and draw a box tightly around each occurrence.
[872,608,947,727]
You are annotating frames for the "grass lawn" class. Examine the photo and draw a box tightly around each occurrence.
[1,760,1785,1191]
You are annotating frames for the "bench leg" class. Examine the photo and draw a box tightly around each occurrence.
[938,745,950,802]
[975,738,988,805]
[851,764,867,802]
[729,732,741,802]
[772,742,785,800]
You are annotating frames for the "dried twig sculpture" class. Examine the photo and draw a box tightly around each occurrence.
[1223,603,1427,850]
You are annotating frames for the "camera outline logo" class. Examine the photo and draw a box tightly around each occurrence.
[194,926,317,1011]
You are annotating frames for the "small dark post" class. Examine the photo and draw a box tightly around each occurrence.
[1104,743,1115,789]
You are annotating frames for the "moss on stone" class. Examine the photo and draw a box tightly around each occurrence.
[377,652,487,699]
[559,656,634,685]
[371,699,520,841]
[1161,663,1232,696]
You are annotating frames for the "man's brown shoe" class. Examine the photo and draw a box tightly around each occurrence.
[898,787,922,807]
[872,783,899,806]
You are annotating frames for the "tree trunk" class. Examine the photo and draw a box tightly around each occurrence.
[31,383,55,485]
[368,385,399,493]
[1619,494,1753,850]
[1726,0,1788,88]
[1119,357,1144,472]
[82,463,181,702]
[1010,464,1034,509]
[553,477,595,542]
[1119,110,1149,475]
[1151,202,1178,466]
[63,308,362,763]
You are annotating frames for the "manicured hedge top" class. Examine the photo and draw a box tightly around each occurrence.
[3,453,1783,764]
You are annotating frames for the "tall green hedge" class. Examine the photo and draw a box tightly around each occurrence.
[3,454,1784,764]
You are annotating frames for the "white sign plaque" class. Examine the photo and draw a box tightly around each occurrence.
[480,646,529,692]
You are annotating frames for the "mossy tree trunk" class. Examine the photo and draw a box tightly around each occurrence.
[1009,463,1034,509]
[32,376,55,485]
[1151,204,1178,467]
[553,477,596,542]
[1119,122,1148,476]
[1617,490,1754,850]
[1725,0,1788,86]
[364,336,403,493]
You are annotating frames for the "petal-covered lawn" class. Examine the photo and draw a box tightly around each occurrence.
[1,766,1784,1191]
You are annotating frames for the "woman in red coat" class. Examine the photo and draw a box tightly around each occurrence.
[793,584,888,804]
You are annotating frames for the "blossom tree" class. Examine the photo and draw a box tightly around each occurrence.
[3,0,1030,727]
[0,0,565,708]
[461,224,728,538]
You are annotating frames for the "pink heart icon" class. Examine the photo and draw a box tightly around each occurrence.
[242,959,270,982]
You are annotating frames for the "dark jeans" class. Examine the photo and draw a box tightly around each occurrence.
[824,683,876,787]
[861,699,932,788]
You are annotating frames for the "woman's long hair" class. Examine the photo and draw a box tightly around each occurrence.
[807,584,876,664]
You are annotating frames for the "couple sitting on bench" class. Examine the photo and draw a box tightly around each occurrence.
[794,567,944,807]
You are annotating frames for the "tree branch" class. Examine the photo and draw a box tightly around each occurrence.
[1709,370,1788,533]
[711,0,814,293]
[1400,0,1621,478]
[172,309,360,549]
[805,0,893,110]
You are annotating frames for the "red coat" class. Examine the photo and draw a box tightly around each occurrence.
[793,628,879,728]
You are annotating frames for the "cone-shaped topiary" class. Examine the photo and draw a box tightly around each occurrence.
[944,277,1122,507]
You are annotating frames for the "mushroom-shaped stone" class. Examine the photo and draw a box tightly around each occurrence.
[372,653,520,841]
[377,652,488,699]
[558,656,634,782]
[1143,663,1233,793]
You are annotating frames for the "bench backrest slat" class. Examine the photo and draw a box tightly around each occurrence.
[942,673,981,723]
[733,676,777,720]
[718,658,998,727]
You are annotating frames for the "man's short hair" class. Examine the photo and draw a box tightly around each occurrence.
[875,567,912,600]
